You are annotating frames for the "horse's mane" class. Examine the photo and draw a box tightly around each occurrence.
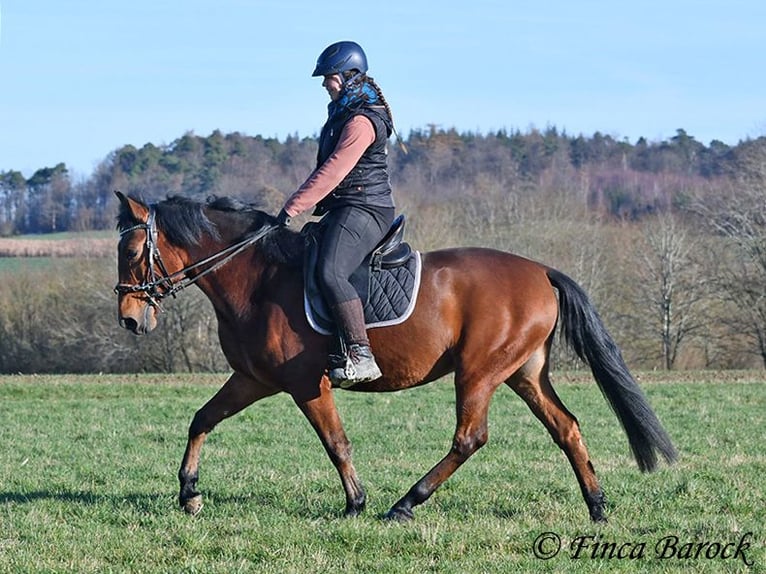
[117,194,304,267]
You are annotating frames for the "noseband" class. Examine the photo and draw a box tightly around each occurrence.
[114,207,278,310]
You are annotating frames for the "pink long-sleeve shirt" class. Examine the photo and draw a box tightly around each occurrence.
[282,115,376,217]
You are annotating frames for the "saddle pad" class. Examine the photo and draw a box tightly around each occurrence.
[304,251,422,335]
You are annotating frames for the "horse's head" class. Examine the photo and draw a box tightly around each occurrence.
[114,191,288,335]
[114,191,187,334]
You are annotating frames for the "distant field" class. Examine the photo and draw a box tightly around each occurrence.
[6,230,114,241]
[0,372,763,573]
[0,231,113,258]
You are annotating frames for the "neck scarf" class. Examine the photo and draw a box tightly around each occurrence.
[327,79,379,121]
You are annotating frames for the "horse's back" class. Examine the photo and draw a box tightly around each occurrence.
[421,246,555,302]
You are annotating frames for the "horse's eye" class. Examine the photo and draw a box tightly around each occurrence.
[127,249,139,261]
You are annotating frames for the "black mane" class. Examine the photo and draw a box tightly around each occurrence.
[118,194,304,267]
[155,195,224,247]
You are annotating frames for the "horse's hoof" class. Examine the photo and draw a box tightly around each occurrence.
[590,512,608,524]
[383,507,414,522]
[344,506,364,518]
[182,495,203,516]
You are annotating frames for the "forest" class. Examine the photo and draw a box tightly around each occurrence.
[0,126,746,235]
[0,126,765,373]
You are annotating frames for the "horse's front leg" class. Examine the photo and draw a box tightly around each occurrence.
[179,372,279,515]
[292,375,366,517]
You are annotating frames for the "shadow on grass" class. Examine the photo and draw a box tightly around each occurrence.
[0,489,169,512]
[0,488,354,520]
[204,491,351,520]
[0,489,566,524]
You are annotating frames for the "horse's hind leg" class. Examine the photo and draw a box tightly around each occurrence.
[507,348,607,522]
[178,372,279,515]
[385,373,498,521]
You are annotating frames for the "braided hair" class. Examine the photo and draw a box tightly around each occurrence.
[343,71,408,153]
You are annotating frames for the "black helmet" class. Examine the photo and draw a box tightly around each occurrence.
[312,41,368,77]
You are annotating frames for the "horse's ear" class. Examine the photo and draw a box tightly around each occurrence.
[115,190,149,222]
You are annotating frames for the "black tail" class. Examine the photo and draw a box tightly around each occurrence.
[547,268,678,471]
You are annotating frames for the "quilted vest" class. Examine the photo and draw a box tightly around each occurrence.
[313,105,394,215]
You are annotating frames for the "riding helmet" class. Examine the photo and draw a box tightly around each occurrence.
[312,41,368,77]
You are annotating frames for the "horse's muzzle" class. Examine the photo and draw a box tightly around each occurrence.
[118,303,157,334]
[119,316,142,334]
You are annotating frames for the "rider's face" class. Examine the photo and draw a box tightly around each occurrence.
[322,74,344,101]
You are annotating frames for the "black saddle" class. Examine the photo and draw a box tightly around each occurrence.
[369,214,412,269]
[303,214,421,335]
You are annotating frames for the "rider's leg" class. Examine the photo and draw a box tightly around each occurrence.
[317,205,393,387]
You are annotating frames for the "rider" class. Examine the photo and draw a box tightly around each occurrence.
[276,41,397,388]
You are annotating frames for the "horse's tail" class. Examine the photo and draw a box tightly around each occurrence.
[546,267,678,472]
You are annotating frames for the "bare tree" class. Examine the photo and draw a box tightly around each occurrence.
[628,213,711,369]
[692,138,766,366]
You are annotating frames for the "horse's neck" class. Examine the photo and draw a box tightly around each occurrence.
[190,242,272,322]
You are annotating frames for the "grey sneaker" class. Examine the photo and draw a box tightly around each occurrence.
[328,344,382,388]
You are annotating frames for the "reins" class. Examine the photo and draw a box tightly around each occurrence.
[114,207,278,310]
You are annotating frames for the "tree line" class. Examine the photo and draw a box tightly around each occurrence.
[0,126,754,236]
[0,126,765,373]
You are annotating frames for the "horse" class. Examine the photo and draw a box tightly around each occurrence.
[113,191,677,522]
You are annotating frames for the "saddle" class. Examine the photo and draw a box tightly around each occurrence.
[303,214,422,335]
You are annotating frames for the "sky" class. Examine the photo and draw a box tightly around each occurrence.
[1,0,765,179]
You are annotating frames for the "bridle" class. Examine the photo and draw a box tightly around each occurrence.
[114,206,277,310]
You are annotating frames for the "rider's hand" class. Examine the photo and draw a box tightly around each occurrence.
[276,209,292,226]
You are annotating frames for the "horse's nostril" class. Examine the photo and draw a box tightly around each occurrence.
[120,317,138,332]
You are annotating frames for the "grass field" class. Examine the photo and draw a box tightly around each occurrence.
[0,257,62,273]
[0,372,764,573]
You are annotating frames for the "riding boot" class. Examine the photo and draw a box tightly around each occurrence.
[328,298,382,388]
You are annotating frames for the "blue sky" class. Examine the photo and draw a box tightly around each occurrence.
[1,0,764,179]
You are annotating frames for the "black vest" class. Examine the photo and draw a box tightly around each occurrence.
[313,105,394,215]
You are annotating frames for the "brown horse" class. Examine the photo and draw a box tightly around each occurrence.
[114,191,677,522]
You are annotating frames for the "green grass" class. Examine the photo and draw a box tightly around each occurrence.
[0,373,764,573]
[0,257,63,272]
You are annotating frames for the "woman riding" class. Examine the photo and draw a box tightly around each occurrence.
[276,41,398,388]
